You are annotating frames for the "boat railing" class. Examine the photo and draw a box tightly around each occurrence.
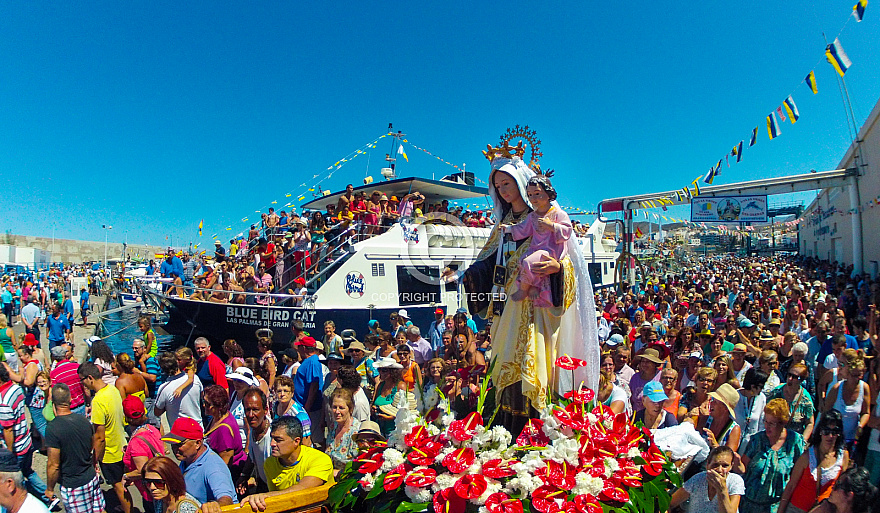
[220,483,332,513]
[136,278,318,307]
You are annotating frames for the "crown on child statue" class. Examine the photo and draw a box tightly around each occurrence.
[482,125,554,178]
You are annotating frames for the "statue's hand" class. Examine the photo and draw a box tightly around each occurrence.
[531,256,560,276]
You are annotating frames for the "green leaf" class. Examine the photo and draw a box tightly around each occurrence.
[396,501,429,513]
[366,473,388,500]
[329,480,355,505]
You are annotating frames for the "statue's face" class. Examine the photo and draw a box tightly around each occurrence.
[492,172,520,205]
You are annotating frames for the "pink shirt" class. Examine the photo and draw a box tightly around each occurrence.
[508,206,572,260]
[123,425,163,500]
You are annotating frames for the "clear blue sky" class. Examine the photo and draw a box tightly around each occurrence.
[1,1,878,248]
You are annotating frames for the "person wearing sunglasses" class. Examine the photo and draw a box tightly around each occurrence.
[141,455,200,513]
[766,363,815,440]
[778,410,848,513]
[161,418,236,510]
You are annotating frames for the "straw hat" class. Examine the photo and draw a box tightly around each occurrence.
[708,383,739,418]
[637,348,664,364]
[353,421,386,442]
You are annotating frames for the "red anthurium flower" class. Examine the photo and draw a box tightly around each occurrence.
[448,412,484,442]
[443,447,476,474]
[572,494,603,513]
[433,488,466,513]
[485,492,524,513]
[405,425,429,446]
[546,460,578,489]
[599,483,629,503]
[354,447,384,474]
[641,444,667,477]
[482,459,518,479]
[408,439,443,466]
[404,467,437,488]
[560,502,578,513]
[553,407,583,430]
[532,485,567,513]
[453,474,487,500]
[383,463,408,492]
[563,388,595,403]
[555,355,586,370]
[516,419,550,447]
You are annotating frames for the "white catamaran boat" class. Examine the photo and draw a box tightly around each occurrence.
[141,175,620,348]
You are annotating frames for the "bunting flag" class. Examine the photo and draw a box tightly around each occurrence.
[735,141,743,162]
[805,71,818,94]
[683,186,692,200]
[854,0,867,21]
[198,220,203,237]
[783,96,800,123]
[635,227,644,238]
[703,166,716,184]
[676,191,684,202]
[725,155,730,168]
[767,111,782,139]
[826,38,852,77]
[750,127,758,147]
[692,179,701,196]
[398,144,409,162]
[776,106,787,123]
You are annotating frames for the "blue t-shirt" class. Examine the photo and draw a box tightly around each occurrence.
[62,299,74,321]
[817,334,859,368]
[46,314,70,342]
[180,447,237,504]
[294,355,324,412]
[80,291,90,310]
[0,289,11,305]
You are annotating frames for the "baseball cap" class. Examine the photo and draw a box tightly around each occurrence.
[737,318,755,328]
[398,309,409,318]
[295,336,317,347]
[85,335,102,347]
[642,381,669,403]
[606,334,626,347]
[162,418,204,444]
[122,395,146,419]
[435,308,444,315]
[368,320,379,328]
[50,346,67,359]
[688,351,702,359]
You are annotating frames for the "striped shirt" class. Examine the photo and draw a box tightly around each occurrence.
[144,356,164,395]
[50,360,86,409]
[0,381,32,456]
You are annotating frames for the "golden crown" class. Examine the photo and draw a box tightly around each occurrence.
[482,125,553,177]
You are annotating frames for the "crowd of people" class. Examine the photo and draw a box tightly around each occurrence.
[596,255,880,513]
[6,235,880,513]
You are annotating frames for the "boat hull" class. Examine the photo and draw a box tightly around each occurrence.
[147,291,448,352]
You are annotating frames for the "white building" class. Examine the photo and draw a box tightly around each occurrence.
[799,96,880,277]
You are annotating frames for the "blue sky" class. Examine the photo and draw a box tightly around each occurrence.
[1,1,878,248]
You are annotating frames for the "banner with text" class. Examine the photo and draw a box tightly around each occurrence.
[690,195,768,223]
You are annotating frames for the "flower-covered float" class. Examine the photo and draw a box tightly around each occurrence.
[328,357,682,513]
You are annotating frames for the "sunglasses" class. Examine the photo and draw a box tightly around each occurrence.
[143,478,167,490]
[787,373,805,380]
[820,428,842,436]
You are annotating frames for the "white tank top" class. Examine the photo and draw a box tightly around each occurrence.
[808,446,845,486]
[832,380,865,441]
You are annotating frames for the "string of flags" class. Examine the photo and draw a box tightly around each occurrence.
[653,1,870,207]
[197,132,394,240]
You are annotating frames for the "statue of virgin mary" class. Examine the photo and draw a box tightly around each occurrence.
[460,139,600,435]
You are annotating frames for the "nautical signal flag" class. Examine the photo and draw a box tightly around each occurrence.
[776,106,787,123]
[805,71,818,94]
[826,38,852,77]
[735,141,743,162]
[198,220,203,237]
[750,127,758,147]
[767,111,782,139]
[635,227,644,238]
[703,166,716,185]
[398,144,409,162]
[683,186,692,200]
[854,0,867,21]
[783,96,800,123]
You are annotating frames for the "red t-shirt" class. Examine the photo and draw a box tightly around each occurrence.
[260,242,276,269]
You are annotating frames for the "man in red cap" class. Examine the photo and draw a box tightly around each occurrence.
[293,337,324,447]
[162,418,236,511]
[427,308,445,354]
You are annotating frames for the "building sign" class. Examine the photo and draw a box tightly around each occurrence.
[690,195,768,223]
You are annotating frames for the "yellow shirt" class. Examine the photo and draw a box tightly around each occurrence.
[264,445,334,491]
[91,385,126,463]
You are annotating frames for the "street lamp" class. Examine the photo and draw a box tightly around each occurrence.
[102,225,113,275]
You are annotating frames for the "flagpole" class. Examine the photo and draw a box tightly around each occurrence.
[824,32,865,274]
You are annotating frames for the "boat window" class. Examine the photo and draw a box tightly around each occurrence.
[588,263,602,285]
[396,265,441,306]
[371,263,385,277]
[444,263,460,292]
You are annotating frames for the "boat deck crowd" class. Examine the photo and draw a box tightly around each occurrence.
[4,228,880,513]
